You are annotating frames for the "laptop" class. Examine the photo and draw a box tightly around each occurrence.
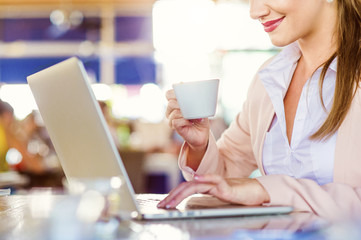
[27,57,293,220]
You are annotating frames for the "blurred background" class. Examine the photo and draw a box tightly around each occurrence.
[0,0,277,194]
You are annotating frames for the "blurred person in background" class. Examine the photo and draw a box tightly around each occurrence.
[0,100,45,174]
[160,0,361,221]
[21,111,60,172]
[98,101,121,148]
[0,100,14,172]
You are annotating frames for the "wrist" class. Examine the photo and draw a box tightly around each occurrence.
[254,179,270,204]
[188,131,210,153]
[186,141,208,172]
[189,142,208,153]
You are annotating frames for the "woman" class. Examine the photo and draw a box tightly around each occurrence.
[158,0,361,221]
[0,100,13,172]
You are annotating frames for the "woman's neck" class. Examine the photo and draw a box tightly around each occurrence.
[297,6,337,76]
[297,37,336,76]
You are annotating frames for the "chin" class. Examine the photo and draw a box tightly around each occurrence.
[269,39,289,48]
[268,35,292,48]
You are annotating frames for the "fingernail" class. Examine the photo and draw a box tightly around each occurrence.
[157,201,164,208]
[194,175,203,181]
[165,200,175,209]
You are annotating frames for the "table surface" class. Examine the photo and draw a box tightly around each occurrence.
[0,171,29,188]
[0,193,352,240]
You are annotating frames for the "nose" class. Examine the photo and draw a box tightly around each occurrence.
[249,0,269,20]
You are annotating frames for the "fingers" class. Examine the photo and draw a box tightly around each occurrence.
[165,89,176,101]
[165,89,187,130]
[157,181,214,209]
[162,181,190,202]
[167,108,190,129]
[157,176,269,209]
[157,174,225,209]
[157,181,192,208]
[166,183,213,208]
[165,99,180,119]
[194,174,223,184]
[190,118,205,124]
[171,117,193,130]
[166,97,193,130]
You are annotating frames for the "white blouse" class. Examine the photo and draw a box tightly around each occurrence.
[260,42,337,185]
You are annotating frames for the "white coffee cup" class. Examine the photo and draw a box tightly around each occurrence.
[173,79,219,119]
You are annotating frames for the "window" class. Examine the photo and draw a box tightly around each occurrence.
[152,0,278,124]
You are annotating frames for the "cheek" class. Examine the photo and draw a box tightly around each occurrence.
[267,14,315,47]
[289,7,323,34]
[267,20,299,47]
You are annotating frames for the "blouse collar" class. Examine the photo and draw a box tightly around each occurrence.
[258,41,337,94]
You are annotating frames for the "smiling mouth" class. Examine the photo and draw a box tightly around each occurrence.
[261,17,285,33]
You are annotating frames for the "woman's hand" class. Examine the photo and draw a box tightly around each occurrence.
[157,174,270,209]
[165,89,210,151]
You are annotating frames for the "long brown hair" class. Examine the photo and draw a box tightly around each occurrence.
[311,0,361,140]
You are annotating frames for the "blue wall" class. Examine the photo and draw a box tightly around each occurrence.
[0,18,101,42]
[115,56,156,85]
[115,16,153,42]
[0,16,156,84]
[0,57,100,83]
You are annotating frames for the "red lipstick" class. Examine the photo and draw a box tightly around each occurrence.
[262,17,285,33]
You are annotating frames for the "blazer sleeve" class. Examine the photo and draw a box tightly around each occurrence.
[257,175,361,220]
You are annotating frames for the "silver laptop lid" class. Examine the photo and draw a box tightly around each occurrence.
[27,57,139,215]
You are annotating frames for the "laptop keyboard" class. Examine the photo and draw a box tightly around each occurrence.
[136,194,166,207]
[137,198,159,207]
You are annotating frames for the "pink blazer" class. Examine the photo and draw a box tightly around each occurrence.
[179,65,361,221]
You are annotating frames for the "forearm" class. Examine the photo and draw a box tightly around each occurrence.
[178,133,222,181]
[257,174,361,220]
[186,143,208,172]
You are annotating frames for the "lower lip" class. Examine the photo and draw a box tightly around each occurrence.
[263,18,284,33]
